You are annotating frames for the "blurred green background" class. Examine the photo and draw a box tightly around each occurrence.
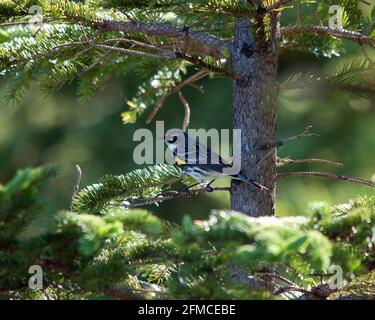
[0,42,374,227]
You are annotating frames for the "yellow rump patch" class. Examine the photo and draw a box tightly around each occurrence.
[175,157,187,165]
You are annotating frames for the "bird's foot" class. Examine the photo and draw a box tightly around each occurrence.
[183,187,191,194]
[204,186,214,192]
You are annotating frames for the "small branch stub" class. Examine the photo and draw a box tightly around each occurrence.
[70,164,82,211]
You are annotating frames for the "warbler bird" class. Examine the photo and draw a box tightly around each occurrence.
[164,129,268,192]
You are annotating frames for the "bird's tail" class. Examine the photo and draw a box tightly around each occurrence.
[232,173,269,191]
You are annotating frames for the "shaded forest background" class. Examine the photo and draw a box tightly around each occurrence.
[0,4,374,235]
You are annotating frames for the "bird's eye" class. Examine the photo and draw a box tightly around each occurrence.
[168,136,178,143]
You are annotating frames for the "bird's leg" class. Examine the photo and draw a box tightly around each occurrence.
[204,180,215,192]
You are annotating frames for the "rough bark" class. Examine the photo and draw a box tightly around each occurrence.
[230,15,280,217]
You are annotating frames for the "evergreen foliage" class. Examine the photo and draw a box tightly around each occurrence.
[72,164,183,213]
[0,0,374,107]
[281,58,375,98]
[0,165,58,290]
[1,0,375,300]
[1,166,374,300]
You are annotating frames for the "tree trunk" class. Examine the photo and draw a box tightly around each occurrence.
[230,16,280,217]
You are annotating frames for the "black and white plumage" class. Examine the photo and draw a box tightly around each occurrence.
[164,129,268,191]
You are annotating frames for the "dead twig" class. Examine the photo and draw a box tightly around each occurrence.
[255,270,310,296]
[70,165,82,211]
[299,283,337,300]
[229,265,276,293]
[257,126,318,166]
[277,157,344,168]
[89,43,173,59]
[256,272,298,287]
[82,36,125,73]
[277,171,374,187]
[53,41,172,59]
[102,38,172,54]
[274,285,310,296]
[178,91,190,131]
[259,125,318,151]
[146,70,208,123]
[278,125,319,146]
[281,25,375,47]
[189,83,205,93]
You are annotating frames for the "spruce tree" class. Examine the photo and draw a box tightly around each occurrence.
[1,166,375,299]
[1,0,375,300]
[1,0,374,216]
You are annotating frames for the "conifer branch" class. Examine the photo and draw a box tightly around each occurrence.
[53,41,173,60]
[298,283,337,300]
[279,59,375,97]
[175,51,247,83]
[229,265,276,293]
[97,20,229,57]
[46,39,237,83]
[281,26,375,47]
[277,171,374,187]
[55,40,240,83]
[265,0,293,12]
[0,21,30,27]
[274,285,310,296]
[3,163,375,300]
[80,36,126,73]
[257,272,300,287]
[90,43,172,59]
[126,187,230,208]
[102,38,171,55]
[72,164,184,213]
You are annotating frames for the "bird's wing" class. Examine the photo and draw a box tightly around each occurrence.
[175,138,231,166]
